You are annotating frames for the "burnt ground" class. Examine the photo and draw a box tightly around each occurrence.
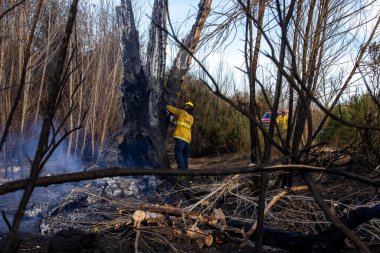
[0,152,379,253]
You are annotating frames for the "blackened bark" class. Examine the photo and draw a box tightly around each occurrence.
[231,203,380,253]
[116,0,168,168]
[116,0,211,169]
[146,0,167,139]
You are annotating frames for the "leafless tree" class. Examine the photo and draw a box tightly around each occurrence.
[3,0,81,251]
[115,0,211,168]
[160,0,380,251]
[0,0,44,153]
[0,1,379,252]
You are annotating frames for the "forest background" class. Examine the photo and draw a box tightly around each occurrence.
[1,0,379,167]
[0,0,380,252]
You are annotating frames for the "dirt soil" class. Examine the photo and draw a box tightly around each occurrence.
[0,152,378,253]
[0,153,253,253]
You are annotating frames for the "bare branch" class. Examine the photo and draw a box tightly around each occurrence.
[0,164,378,197]
[0,0,45,153]
[302,172,371,253]
[3,0,80,251]
[0,0,27,20]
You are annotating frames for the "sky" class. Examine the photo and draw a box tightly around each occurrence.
[87,0,380,98]
[87,0,248,91]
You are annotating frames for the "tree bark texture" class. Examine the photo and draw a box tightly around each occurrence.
[116,0,168,169]
[247,0,266,163]
[165,0,211,105]
[116,0,211,169]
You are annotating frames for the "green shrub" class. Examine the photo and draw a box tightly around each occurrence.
[324,94,380,164]
[177,79,250,156]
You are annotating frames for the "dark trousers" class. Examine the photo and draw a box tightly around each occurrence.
[175,139,190,170]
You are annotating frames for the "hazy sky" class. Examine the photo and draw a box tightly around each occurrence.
[87,0,247,90]
[86,0,380,96]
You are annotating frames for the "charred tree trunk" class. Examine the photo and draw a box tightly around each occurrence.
[116,0,211,169]
[116,0,168,169]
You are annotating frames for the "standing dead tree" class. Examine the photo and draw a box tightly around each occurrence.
[116,0,211,168]
[3,0,81,251]
[243,0,267,164]
[0,0,44,153]
[237,0,380,252]
[154,0,380,252]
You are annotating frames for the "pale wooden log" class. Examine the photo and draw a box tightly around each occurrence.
[133,205,243,244]
[174,225,214,248]
[209,208,226,226]
[136,204,210,223]
[132,210,165,228]
[133,207,215,248]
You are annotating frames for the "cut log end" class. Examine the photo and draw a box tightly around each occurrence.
[133,210,146,228]
[205,235,213,246]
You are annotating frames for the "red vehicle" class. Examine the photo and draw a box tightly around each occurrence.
[261,110,288,125]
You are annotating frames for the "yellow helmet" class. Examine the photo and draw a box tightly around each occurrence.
[184,101,194,108]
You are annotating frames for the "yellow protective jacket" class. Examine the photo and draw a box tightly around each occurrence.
[166,105,193,143]
[276,114,288,130]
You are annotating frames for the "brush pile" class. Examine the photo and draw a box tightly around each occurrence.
[42,166,380,252]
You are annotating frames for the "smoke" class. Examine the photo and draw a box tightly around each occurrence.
[0,120,87,233]
[0,120,163,234]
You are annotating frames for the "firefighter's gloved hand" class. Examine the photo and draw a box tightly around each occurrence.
[169,115,177,126]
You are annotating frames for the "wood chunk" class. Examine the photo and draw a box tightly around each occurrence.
[133,210,146,228]
[133,210,165,228]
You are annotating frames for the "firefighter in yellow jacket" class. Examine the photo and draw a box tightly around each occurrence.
[276,111,288,130]
[166,102,194,170]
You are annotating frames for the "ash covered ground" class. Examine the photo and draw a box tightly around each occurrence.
[0,153,379,253]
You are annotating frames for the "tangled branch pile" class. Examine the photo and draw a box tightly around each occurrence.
[43,168,380,253]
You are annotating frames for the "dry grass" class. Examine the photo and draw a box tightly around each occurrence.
[43,163,379,252]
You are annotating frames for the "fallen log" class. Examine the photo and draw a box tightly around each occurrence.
[1,164,379,196]
[185,225,213,248]
[240,203,380,253]
[132,208,214,249]
[135,205,210,222]
[131,202,380,252]
[317,203,380,250]
[132,210,165,228]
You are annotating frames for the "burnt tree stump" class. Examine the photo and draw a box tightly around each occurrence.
[116,0,211,169]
